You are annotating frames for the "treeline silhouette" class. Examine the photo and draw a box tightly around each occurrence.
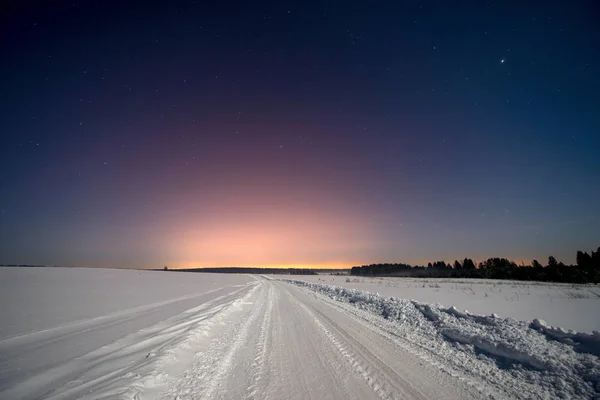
[0,264,47,268]
[175,267,317,275]
[350,247,600,283]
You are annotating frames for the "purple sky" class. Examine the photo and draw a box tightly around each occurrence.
[1,1,599,268]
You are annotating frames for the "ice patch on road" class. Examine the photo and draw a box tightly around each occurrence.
[285,279,600,400]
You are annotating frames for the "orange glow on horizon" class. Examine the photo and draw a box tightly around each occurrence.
[172,263,351,270]
[159,189,379,272]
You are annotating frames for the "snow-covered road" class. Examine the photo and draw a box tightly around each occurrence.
[1,270,598,399]
[161,277,479,400]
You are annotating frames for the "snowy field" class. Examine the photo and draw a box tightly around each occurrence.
[0,268,256,399]
[291,275,600,333]
[0,267,599,399]
[0,267,255,340]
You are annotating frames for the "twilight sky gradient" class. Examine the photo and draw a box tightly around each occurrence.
[1,1,599,269]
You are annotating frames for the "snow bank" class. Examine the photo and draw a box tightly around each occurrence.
[291,275,600,332]
[530,319,600,357]
[285,279,600,400]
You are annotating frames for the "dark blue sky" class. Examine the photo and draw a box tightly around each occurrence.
[1,1,599,268]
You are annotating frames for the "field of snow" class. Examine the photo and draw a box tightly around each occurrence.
[292,275,600,333]
[0,267,256,399]
[1,267,599,399]
[0,267,255,340]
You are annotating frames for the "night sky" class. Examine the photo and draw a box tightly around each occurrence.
[1,1,599,269]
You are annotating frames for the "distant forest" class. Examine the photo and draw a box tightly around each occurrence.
[351,247,600,284]
[174,267,317,275]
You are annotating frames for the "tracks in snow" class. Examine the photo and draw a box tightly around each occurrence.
[11,277,484,399]
[161,280,275,400]
[289,290,426,400]
[246,283,274,399]
[161,278,479,400]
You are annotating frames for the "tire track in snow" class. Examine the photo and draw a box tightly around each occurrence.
[289,282,497,399]
[277,289,357,400]
[201,283,266,399]
[292,298,390,399]
[289,290,427,400]
[245,282,273,399]
[162,281,266,399]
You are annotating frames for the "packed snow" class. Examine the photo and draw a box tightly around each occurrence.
[1,267,599,399]
[294,275,600,333]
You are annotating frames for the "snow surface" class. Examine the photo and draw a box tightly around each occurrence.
[0,268,255,399]
[0,267,254,340]
[1,267,599,399]
[293,275,600,333]
[284,279,600,399]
